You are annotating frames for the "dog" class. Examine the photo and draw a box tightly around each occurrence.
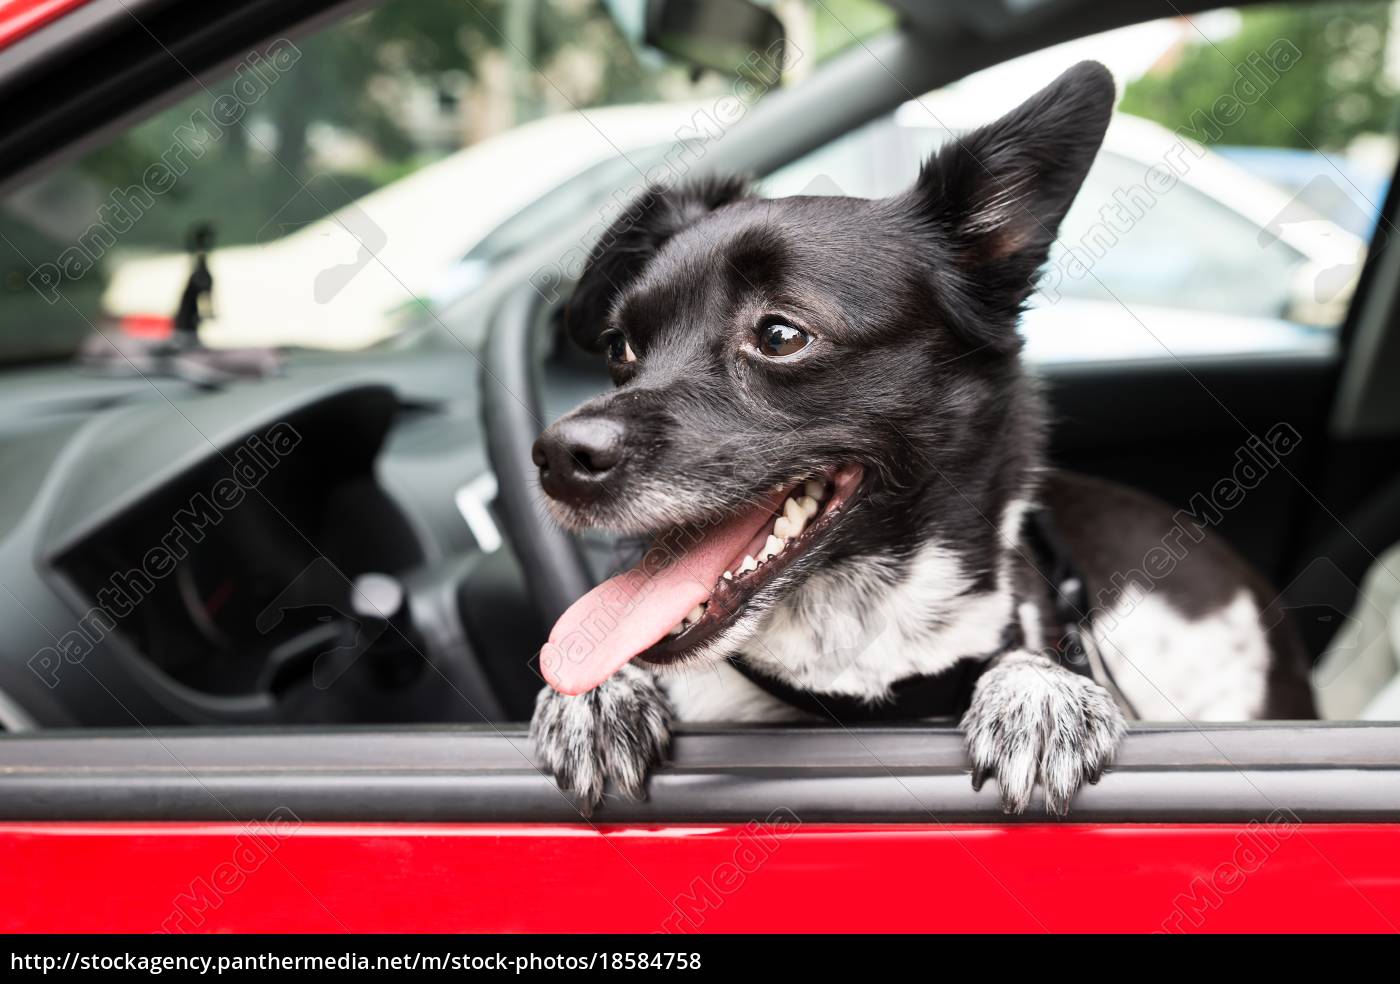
[528,61,1317,816]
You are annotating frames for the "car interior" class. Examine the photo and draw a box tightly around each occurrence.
[0,0,1398,821]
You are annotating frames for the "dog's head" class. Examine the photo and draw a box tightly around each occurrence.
[535,62,1114,694]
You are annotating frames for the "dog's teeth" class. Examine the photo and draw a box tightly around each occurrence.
[797,495,819,519]
[783,497,804,525]
[722,570,733,581]
[761,534,783,561]
[687,604,705,623]
[774,516,795,539]
[805,478,826,500]
[740,555,758,573]
[782,499,807,538]
[668,623,683,636]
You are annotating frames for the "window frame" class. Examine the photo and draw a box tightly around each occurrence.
[2,722,1397,822]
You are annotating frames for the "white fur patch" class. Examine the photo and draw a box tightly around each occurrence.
[668,538,1014,717]
[1093,587,1270,720]
[1000,497,1032,549]
[1018,601,1044,650]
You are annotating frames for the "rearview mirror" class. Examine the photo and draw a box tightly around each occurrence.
[608,0,787,82]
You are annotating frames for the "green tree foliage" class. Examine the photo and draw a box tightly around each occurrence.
[66,0,645,251]
[811,0,895,62]
[1120,4,1396,151]
[1,0,890,360]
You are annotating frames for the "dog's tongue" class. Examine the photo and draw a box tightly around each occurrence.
[540,490,785,695]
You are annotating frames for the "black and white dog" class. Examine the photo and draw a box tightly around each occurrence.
[529,62,1317,816]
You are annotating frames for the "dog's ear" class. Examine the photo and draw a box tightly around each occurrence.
[902,60,1115,353]
[567,175,749,350]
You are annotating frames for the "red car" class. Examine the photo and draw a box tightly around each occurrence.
[0,0,1398,936]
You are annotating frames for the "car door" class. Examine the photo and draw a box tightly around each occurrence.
[1,0,1399,938]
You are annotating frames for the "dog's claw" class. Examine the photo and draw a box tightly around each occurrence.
[530,663,673,816]
[962,652,1126,816]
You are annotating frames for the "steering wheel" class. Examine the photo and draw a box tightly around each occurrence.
[481,285,598,626]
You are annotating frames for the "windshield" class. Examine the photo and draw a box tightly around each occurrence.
[0,0,890,363]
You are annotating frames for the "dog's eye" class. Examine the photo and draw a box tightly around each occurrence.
[605,333,636,365]
[757,322,810,358]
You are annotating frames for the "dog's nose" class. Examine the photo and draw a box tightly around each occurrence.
[532,416,627,504]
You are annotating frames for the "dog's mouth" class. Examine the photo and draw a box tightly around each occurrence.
[640,465,865,665]
[539,463,865,695]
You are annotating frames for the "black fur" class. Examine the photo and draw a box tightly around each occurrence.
[541,69,1122,569]
[531,61,1315,815]
[901,61,1114,353]
[567,174,750,351]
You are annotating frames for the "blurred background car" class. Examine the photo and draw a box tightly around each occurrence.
[409,90,1371,365]
[71,8,1376,364]
[97,104,705,350]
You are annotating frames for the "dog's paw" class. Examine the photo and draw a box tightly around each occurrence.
[961,652,1126,816]
[529,663,673,817]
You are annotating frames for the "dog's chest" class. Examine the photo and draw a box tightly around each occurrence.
[666,541,1016,721]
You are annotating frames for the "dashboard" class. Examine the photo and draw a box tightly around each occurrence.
[0,301,1337,734]
[0,337,548,728]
